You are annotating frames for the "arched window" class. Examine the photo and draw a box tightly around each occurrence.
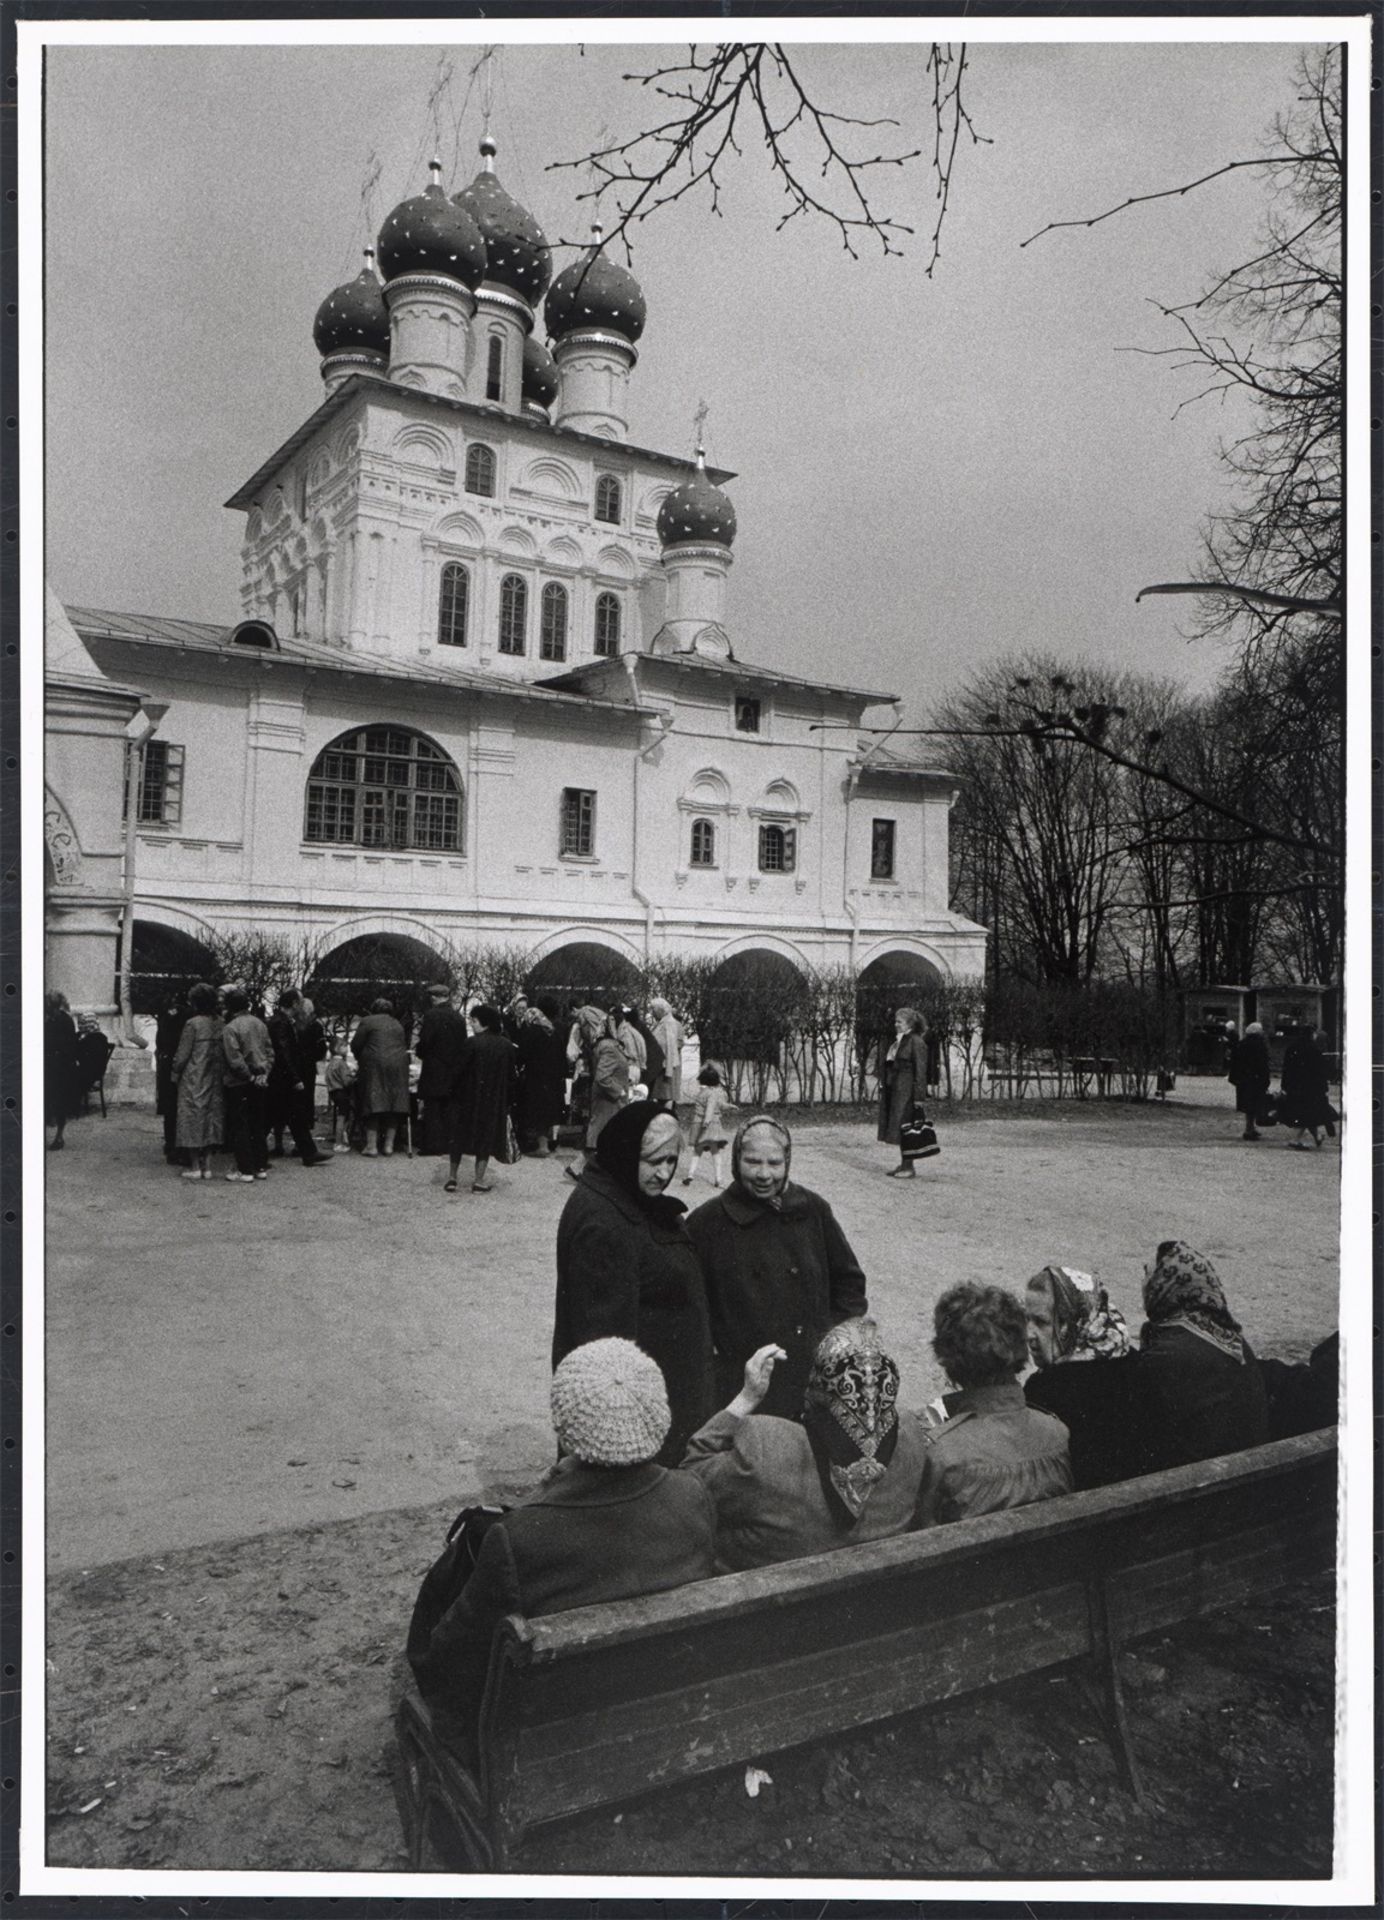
[690,818,716,868]
[437,562,469,648]
[594,475,621,524]
[540,582,569,663]
[594,591,621,657]
[304,726,463,852]
[758,823,796,874]
[465,444,496,497]
[498,573,528,655]
[486,335,504,402]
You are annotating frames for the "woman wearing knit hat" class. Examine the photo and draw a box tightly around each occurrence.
[680,1319,931,1571]
[686,1115,868,1422]
[553,1101,714,1465]
[410,1337,715,1762]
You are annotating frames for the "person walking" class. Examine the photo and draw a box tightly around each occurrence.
[877,1006,932,1178]
[686,1114,868,1420]
[553,1101,714,1464]
[1279,1026,1336,1150]
[170,981,225,1181]
[682,1064,733,1187]
[1228,1020,1272,1141]
[446,1004,515,1193]
[43,990,81,1151]
[516,999,569,1156]
[648,998,686,1105]
[415,984,469,1156]
[220,986,273,1181]
[351,998,410,1157]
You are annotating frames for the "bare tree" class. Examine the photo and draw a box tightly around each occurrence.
[551,43,986,273]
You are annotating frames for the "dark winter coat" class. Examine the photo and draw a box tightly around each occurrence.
[414,1005,470,1098]
[516,1022,569,1136]
[1227,1031,1271,1116]
[350,1012,410,1116]
[685,1183,868,1419]
[553,1165,714,1465]
[1137,1325,1270,1471]
[1024,1355,1160,1490]
[878,1032,931,1144]
[449,1028,515,1159]
[266,1009,303,1092]
[1277,1033,1335,1131]
[410,1457,716,1761]
[44,1007,81,1125]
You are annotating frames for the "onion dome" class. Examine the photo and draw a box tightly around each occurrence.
[657,447,736,548]
[453,136,552,306]
[544,223,646,345]
[521,333,559,411]
[376,160,486,288]
[312,247,390,358]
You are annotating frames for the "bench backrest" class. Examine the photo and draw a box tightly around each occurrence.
[478,1430,1337,1843]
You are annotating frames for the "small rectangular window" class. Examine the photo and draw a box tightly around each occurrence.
[561,787,596,857]
[135,740,184,826]
[871,818,896,881]
[734,696,761,734]
[758,823,795,874]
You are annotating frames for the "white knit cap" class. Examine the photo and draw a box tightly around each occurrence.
[550,1338,670,1466]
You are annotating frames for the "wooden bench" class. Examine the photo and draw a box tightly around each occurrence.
[392,1429,1336,1870]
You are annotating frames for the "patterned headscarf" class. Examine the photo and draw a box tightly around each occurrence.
[1141,1241,1246,1363]
[801,1319,901,1525]
[1027,1265,1132,1364]
[730,1115,793,1208]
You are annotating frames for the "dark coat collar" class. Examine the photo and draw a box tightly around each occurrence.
[716,1181,814,1228]
[527,1457,668,1508]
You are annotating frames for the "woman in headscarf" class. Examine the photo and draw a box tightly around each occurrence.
[1278,1027,1336,1150]
[685,1115,867,1420]
[647,998,685,1105]
[1137,1241,1269,1469]
[515,998,569,1157]
[1228,1020,1272,1142]
[564,1006,630,1180]
[552,1100,713,1464]
[681,1319,931,1571]
[1022,1265,1155,1489]
[877,1005,933,1177]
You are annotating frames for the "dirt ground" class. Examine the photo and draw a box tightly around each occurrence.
[41,1094,1344,1879]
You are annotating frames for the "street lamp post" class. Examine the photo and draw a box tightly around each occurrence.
[117,701,168,1040]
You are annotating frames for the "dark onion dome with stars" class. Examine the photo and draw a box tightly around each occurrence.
[656,447,736,548]
[521,333,559,410]
[544,224,646,345]
[312,248,390,359]
[452,137,552,307]
[376,160,487,289]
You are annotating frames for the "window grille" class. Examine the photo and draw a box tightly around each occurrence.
[594,592,621,657]
[303,727,463,851]
[690,818,716,867]
[871,818,896,880]
[540,583,569,662]
[499,574,528,655]
[561,787,596,857]
[594,475,621,524]
[135,740,184,826]
[438,563,469,647]
[465,444,496,497]
[758,823,796,873]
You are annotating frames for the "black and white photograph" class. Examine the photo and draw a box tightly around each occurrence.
[16,10,1371,1902]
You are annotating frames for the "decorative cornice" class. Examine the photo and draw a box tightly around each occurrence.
[384,272,478,308]
[659,543,733,566]
[475,285,535,329]
[552,329,638,367]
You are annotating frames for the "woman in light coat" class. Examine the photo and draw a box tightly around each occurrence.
[171,981,225,1180]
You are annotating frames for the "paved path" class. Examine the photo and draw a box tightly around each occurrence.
[43,1097,1342,1571]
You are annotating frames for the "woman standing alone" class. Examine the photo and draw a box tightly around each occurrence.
[877,1006,932,1178]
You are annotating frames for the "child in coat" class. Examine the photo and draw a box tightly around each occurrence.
[683,1064,733,1187]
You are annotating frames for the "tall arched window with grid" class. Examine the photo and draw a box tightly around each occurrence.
[690,818,716,867]
[594,474,621,524]
[304,727,463,851]
[465,444,496,497]
[540,582,569,662]
[594,591,621,658]
[498,574,528,656]
[437,562,469,648]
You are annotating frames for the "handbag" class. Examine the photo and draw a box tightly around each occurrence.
[1256,1092,1281,1128]
[405,1502,512,1674]
[900,1102,940,1161]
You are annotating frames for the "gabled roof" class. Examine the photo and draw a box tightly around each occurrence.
[224,375,735,511]
[65,607,654,716]
[537,651,897,709]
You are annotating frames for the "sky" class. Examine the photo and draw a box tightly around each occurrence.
[40,34,1325,725]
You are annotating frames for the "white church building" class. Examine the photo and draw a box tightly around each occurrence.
[43,139,986,1020]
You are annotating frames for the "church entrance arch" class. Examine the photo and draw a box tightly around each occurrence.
[307,933,451,1028]
[855,947,944,1087]
[127,920,221,1015]
[700,948,810,1100]
[525,941,642,1009]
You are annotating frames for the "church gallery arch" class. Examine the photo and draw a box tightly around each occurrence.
[524,940,641,1006]
[855,946,944,1083]
[127,920,220,1014]
[700,946,810,1072]
[306,932,451,1024]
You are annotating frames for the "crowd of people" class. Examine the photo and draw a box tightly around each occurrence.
[406,1094,1339,1765]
